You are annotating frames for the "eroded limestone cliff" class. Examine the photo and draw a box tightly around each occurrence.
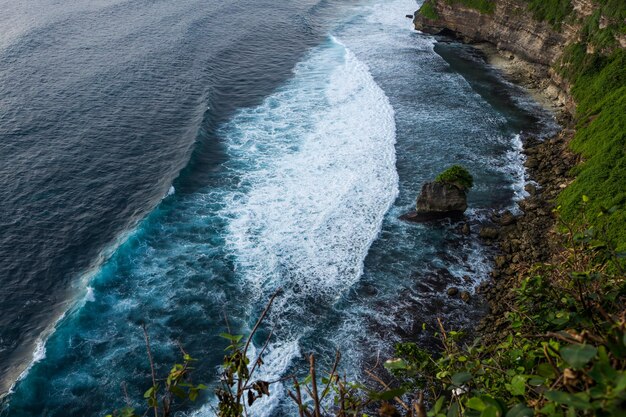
[412,0,600,115]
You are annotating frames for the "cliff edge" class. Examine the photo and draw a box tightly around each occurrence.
[412,0,618,116]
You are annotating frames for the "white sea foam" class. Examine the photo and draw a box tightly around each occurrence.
[195,35,398,417]
[85,286,95,302]
[505,133,529,213]
[223,36,397,299]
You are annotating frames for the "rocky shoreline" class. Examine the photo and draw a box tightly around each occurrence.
[474,128,578,343]
[415,21,581,343]
[470,42,573,124]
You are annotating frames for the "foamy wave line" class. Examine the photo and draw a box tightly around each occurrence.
[506,133,529,213]
[194,34,398,417]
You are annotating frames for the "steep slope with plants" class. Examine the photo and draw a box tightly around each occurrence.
[104,2,625,416]
[403,0,626,416]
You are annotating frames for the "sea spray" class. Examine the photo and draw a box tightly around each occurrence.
[200,35,399,417]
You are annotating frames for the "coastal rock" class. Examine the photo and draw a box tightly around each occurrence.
[402,166,473,222]
[479,226,499,240]
[498,210,516,226]
[415,181,467,217]
[494,255,507,269]
[460,291,471,303]
[525,183,538,196]
[413,0,575,66]
[447,287,459,296]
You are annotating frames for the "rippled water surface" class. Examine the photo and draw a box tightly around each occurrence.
[0,0,555,415]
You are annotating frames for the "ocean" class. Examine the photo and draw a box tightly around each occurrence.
[0,0,555,415]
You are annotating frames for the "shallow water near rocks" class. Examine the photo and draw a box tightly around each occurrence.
[1,0,556,415]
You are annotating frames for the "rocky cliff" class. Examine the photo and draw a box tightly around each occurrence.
[412,0,597,115]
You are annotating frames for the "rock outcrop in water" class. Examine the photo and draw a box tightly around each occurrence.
[415,181,467,217]
[402,165,472,222]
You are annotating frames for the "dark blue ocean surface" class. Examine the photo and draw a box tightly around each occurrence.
[0,0,350,394]
[0,0,556,415]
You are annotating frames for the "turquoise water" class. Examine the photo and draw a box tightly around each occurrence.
[0,0,556,415]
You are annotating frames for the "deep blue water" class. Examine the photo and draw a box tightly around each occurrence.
[0,0,556,415]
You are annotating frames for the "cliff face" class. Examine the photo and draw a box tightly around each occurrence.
[415,0,571,66]
[413,0,587,115]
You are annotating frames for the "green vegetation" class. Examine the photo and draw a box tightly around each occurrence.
[445,0,496,14]
[526,0,572,29]
[435,165,474,190]
[105,326,207,417]
[402,2,626,415]
[386,203,626,417]
[420,1,440,20]
[554,0,626,250]
[558,48,626,250]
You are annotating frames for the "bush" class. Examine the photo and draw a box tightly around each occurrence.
[435,165,474,190]
[557,48,626,250]
[420,1,440,20]
[527,0,573,29]
[386,203,626,417]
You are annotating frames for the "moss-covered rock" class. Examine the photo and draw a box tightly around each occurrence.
[401,166,473,222]
[435,165,474,190]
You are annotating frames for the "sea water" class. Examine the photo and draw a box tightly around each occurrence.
[0,0,556,415]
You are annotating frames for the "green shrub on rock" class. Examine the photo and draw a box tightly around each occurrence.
[435,165,474,190]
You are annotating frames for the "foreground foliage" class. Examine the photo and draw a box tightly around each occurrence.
[387,201,626,417]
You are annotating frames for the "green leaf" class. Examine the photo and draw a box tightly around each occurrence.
[384,358,408,370]
[447,402,460,417]
[169,385,187,399]
[219,333,244,343]
[527,375,546,386]
[536,363,557,379]
[466,397,487,411]
[506,375,526,396]
[480,406,501,417]
[560,344,597,369]
[433,396,445,414]
[143,386,156,399]
[506,404,533,417]
[545,391,592,409]
[120,408,137,417]
[451,371,473,386]
[615,373,626,392]
[370,388,406,401]
[588,361,617,385]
